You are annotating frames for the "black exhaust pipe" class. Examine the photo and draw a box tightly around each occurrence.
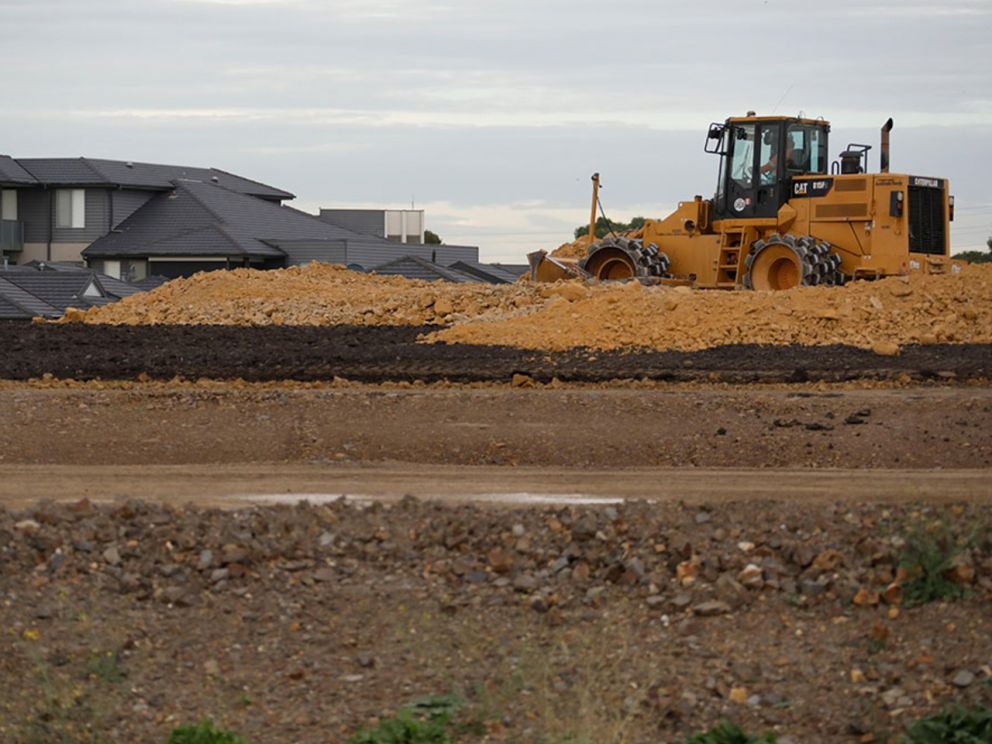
[880,118,893,173]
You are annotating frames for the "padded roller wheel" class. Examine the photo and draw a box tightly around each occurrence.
[743,233,845,290]
[581,237,671,281]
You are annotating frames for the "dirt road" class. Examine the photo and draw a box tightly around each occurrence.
[0,463,988,509]
[1,381,988,507]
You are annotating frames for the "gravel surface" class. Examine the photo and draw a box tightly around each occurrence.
[1,497,989,743]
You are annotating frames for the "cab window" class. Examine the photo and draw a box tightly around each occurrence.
[730,124,755,189]
[785,124,828,174]
[809,127,827,173]
[785,125,806,172]
[758,124,780,184]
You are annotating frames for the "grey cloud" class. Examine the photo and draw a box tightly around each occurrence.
[2,0,989,259]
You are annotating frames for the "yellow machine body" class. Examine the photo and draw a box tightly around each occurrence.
[640,171,954,289]
[534,114,956,290]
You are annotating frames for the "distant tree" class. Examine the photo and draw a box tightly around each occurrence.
[952,236,992,264]
[424,229,442,245]
[574,216,648,240]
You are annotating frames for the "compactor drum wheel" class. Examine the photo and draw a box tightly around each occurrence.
[580,237,671,281]
[743,234,844,291]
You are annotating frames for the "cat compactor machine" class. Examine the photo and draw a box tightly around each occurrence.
[530,114,955,290]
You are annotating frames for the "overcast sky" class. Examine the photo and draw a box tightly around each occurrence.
[2,0,990,261]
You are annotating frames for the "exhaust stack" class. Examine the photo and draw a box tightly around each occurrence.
[880,118,893,173]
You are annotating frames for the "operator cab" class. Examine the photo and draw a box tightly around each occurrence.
[706,115,830,220]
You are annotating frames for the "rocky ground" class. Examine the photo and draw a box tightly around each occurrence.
[1,497,989,743]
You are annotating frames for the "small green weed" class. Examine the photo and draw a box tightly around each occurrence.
[898,522,967,607]
[901,704,992,743]
[165,719,252,744]
[15,650,109,744]
[678,721,777,743]
[866,637,887,655]
[347,694,464,744]
[86,650,126,684]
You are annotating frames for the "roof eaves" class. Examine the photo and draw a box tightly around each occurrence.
[214,223,276,257]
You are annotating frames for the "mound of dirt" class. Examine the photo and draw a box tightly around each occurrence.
[549,235,594,259]
[62,261,992,355]
[431,265,992,352]
[66,262,547,327]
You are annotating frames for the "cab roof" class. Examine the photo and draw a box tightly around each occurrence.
[726,115,830,128]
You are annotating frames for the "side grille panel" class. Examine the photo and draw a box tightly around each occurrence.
[908,186,945,255]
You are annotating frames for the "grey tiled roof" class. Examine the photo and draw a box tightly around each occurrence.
[133,276,169,291]
[447,260,523,284]
[372,255,483,283]
[0,272,108,313]
[84,180,402,260]
[0,155,39,185]
[0,276,60,318]
[0,294,29,320]
[14,158,293,200]
[18,260,148,298]
[492,263,529,276]
[0,263,155,319]
[92,275,145,300]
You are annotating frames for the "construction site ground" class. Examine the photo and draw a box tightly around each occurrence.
[2,262,990,743]
[1,376,990,742]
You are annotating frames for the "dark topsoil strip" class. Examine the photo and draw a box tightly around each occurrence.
[1,322,989,383]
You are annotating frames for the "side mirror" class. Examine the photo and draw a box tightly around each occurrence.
[704,123,727,154]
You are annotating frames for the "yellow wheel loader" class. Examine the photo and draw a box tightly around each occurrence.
[530,114,956,289]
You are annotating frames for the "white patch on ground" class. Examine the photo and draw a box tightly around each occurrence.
[239,492,625,506]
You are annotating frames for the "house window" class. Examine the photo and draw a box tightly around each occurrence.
[1,190,16,220]
[96,258,147,282]
[55,189,85,229]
